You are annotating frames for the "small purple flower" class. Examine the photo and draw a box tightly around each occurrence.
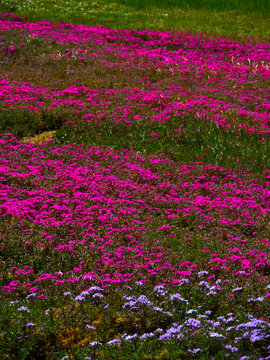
[197,270,208,277]
[137,295,153,306]
[186,318,201,330]
[170,293,188,303]
[188,348,201,354]
[250,330,265,342]
[164,311,173,316]
[92,293,103,298]
[26,322,35,327]
[232,287,242,292]
[140,332,154,340]
[178,278,189,285]
[26,293,36,299]
[89,341,102,346]
[255,297,265,302]
[217,316,226,322]
[123,334,137,342]
[199,281,210,289]
[154,285,164,291]
[86,325,96,330]
[209,332,225,338]
[18,306,30,312]
[186,309,198,314]
[159,333,173,341]
[197,314,207,319]
[207,290,217,296]
[89,286,103,292]
[107,338,121,346]
[123,300,137,308]
[225,344,238,352]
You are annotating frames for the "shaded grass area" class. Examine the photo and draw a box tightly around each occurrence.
[1,108,268,175]
[56,113,269,174]
[0,0,270,39]
[0,109,75,138]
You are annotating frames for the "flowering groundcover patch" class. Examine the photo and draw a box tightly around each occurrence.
[0,13,269,360]
[0,135,269,359]
[0,14,269,173]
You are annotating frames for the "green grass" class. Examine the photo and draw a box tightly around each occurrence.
[116,0,270,13]
[2,106,268,174]
[55,112,269,174]
[1,0,270,39]
[0,108,76,138]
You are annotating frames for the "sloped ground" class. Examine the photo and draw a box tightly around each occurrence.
[0,13,269,360]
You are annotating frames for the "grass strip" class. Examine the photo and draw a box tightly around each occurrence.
[56,113,269,174]
[0,0,270,39]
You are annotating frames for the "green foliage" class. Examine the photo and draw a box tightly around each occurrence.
[0,108,78,138]
[55,113,269,173]
[0,0,270,39]
[0,276,268,359]
[116,0,270,14]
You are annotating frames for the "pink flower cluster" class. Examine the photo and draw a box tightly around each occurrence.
[0,136,269,296]
[0,14,270,134]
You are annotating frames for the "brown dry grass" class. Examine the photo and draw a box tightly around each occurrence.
[22,130,56,144]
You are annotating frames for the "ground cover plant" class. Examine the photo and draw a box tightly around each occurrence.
[0,14,269,173]
[0,7,269,360]
[0,135,269,359]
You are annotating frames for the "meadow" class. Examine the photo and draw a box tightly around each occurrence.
[0,1,269,359]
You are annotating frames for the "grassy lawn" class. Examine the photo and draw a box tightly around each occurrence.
[0,0,269,39]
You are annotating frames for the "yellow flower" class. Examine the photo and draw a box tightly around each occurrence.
[115,316,129,324]
[159,349,169,357]
[77,338,92,346]
[92,318,103,326]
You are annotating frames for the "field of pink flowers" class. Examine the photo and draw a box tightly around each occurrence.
[0,14,270,134]
[0,13,269,360]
